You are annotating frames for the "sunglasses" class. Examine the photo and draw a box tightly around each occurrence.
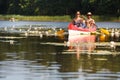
[76,14,80,15]
[87,15,92,16]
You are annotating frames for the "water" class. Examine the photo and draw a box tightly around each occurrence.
[0,20,120,28]
[0,21,120,80]
[0,20,68,28]
[0,36,120,80]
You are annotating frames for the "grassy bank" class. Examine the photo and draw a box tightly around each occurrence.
[0,15,119,22]
[0,15,72,22]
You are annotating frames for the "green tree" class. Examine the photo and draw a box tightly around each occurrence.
[0,0,9,14]
[0,0,119,16]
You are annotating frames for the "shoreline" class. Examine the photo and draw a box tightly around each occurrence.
[0,15,119,22]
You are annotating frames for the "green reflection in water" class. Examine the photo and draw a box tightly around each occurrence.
[0,36,120,74]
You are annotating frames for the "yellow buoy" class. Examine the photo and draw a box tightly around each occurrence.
[99,34,106,42]
[56,29,65,40]
[100,28,109,35]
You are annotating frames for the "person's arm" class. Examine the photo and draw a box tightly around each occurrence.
[92,19,95,24]
[72,19,76,25]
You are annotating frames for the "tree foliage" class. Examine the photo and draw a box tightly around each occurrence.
[0,0,119,16]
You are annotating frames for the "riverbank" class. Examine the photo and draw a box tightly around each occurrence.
[0,15,119,22]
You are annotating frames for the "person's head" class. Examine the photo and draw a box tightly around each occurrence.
[76,11,81,17]
[87,12,92,18]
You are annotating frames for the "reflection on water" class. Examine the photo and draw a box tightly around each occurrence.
[0,35,120,80]
[0,21,120,80]
[67,35,96,52]
[66,34,96,60]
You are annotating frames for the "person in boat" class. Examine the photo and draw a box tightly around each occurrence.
[72,11,85,28]
[9,17,15,22]
[86,12,96,28]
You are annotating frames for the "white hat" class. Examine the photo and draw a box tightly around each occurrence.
[87,12,92,16]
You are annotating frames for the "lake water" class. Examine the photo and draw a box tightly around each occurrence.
[0,21,120,80]
[0,20,120,28]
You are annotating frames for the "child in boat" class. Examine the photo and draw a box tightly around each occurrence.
[72,11,86,28]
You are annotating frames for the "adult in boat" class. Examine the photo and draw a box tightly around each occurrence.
[86,12,96,28]
[68,11,96,35]
[72,11,85,28]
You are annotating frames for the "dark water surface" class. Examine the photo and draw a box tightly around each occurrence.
[0,36,120,80]
[0,21,120,80]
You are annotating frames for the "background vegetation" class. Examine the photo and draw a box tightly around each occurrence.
[0,0,119,21]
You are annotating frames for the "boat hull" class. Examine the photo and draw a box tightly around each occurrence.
[68,23,96,35]
[68,30,90,35]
